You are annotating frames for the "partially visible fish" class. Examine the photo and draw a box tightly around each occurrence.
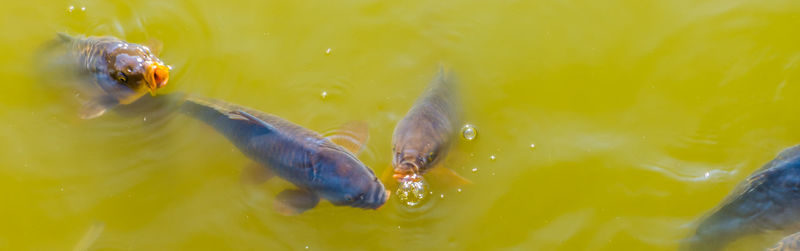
[683,145,800,251]
[770,232,800,251]
[179,96,388,214]
[39,33,170,119]
[390,68,468,184]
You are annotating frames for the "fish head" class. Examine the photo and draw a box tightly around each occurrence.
[106,43,169,97]
[312,146,389,210]
[392,146,438,182]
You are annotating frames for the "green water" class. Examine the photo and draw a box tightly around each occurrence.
[1,0,800,250]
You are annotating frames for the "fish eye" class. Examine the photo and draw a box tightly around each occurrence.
[115,72,127,82]
[345,195,353,202]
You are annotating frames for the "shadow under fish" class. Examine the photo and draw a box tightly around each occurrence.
[683,145,800,251]
[178,95,389,214]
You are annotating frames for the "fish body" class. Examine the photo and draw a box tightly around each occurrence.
[180,96,388,212]
[770,232,800,251]
[391,69,459,181]
[41,33,170,118]
[684,145,800,251]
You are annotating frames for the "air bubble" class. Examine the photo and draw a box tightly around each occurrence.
[489,155,496,161]
[395,175,429,207]
[325,48,332,55]
[461,124,477,141]
[530,143,536,149]
[320,91,328,99]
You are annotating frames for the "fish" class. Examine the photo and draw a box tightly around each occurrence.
[683,145,800,251]
[39,33,170,119]
[179,96,389,214]
[388,68,469,184]
[770,232,800,251]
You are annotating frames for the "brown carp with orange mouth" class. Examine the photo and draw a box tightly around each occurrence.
[389,69,469,185]
[41,33,170,119]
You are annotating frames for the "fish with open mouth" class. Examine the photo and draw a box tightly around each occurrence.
[389,69,470,184]
[39,33,170,119]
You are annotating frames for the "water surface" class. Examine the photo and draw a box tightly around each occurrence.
[1,0,800,250]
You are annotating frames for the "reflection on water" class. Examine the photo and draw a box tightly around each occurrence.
[0,0,800,250]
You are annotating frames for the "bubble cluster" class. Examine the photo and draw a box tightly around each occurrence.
[396,175,429,207]
[461,124,477,141]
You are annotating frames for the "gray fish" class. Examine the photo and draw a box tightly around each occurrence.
[39,33,170,119]
[179,96,389,214]
[684,145,800,251]
[769,231,800,251]
[389,69,468,184]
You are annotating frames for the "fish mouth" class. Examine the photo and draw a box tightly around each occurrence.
[393,161,422,182]
[145,62,170,95]
[362,187,391,210]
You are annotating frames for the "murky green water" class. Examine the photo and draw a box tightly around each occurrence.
[2,0,800,250]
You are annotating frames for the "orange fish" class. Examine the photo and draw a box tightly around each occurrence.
[41,33,170,119]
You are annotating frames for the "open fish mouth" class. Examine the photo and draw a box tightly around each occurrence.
[145,62,170,95]
[393,161,422,182]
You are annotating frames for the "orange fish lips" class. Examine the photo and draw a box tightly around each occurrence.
[145,63,170,95]
[392,162,422,182]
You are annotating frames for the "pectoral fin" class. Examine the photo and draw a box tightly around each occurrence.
[56,32,74,42]
[324,121,369,156]
[428,167,472,187]
[144,38,164,55]
[79,98,117,119]
[274,189,320,216]
[240,162,274,185]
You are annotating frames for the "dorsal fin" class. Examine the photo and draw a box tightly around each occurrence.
[144,38,164,55]
[230,110,278,131]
